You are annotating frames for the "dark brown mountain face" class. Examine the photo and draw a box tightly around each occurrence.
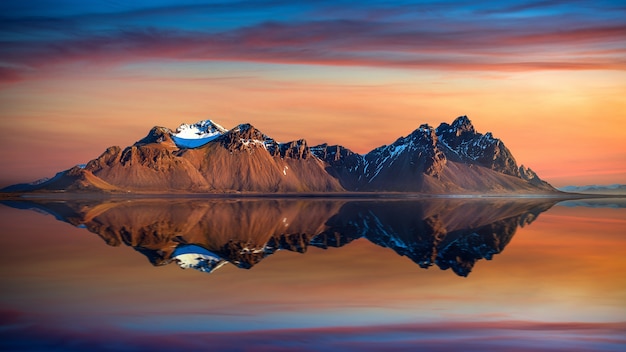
[1,116,556,194]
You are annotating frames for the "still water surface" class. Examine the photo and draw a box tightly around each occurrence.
[0,197,624,351]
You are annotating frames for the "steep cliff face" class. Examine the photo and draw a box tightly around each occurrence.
[2,116,556,194]
[435,116,520,177]
[360,124,448,191]
[311,125,448,191]
[310,144,366,190]
[278,139,311,159]
[311,116,554,193]
[519,165,553,189]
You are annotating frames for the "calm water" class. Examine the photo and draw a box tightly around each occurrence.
[0,197,625,351]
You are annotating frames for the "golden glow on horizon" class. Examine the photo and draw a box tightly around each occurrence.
[0,66,625,186]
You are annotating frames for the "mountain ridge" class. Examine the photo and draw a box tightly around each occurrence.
[558,184,626,195]
[2,115,557,194]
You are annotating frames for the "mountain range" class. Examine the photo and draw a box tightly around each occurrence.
[2,116,555,194]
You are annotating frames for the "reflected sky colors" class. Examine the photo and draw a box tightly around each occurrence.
[0,199,625,350]
[1,0,625,187]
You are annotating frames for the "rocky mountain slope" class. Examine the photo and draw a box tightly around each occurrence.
[312,116,554,192]
[2,116,555,193]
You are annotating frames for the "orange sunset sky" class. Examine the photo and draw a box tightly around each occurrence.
[0,1,625,188]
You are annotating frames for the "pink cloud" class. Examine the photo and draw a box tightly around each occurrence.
[2,20,625,81]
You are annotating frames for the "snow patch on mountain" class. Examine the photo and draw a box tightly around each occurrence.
[171,120,228,148]
[239,138,268,148]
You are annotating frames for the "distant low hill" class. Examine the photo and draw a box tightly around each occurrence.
[558,184,626,195]
[2,115,557,194]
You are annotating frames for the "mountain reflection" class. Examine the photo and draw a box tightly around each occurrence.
[3,198,556,276]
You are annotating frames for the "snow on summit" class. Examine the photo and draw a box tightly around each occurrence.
[171,120,228,148]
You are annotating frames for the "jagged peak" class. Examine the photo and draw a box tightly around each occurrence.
[419,123,430,129]
[310,143,362,164]
[135,126,175,146]
[477,132,499,145]
[232,123,253,133]
[416,123,437,137]
[418,123,433,132]
[225,123,267,139]
[519,165,538,179]
[451,115,474,132]
[219,122,277,152]
[397,123,438,147]
[518,164,553,189]
[436,115,475,138]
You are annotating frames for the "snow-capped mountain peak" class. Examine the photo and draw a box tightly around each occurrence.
[171,119,228,148]
[174,119,227,138]
[450,115,474,133]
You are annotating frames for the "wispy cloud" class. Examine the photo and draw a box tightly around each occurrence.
[1,17,624,82]
[0,1,624,83]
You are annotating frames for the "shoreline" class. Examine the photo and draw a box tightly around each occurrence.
[1,191,623,201]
